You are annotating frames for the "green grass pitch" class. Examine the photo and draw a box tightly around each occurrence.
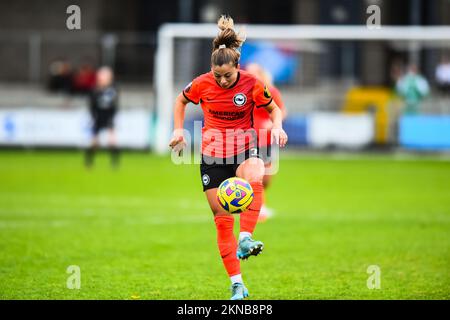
[0,150,449,299]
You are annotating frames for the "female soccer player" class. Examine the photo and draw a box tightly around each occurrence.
[246,63,288,222]
[169,15,288,300]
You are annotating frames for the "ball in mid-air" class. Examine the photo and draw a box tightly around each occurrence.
[217,177,254,214]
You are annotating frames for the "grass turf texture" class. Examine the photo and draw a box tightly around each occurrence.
[0,150,449,299]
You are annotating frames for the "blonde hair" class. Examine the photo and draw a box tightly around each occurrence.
[211,15,246,67]
[246,63,273,86]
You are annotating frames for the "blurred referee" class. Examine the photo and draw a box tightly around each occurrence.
[85,66,120,168]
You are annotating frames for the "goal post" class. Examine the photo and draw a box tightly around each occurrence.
[153,24,450,154]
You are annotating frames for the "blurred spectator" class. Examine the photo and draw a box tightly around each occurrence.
[72,60,97,95]
[389,59,404,87]
[435,55,450,94]
[47,58,73,93]
[395,64,430,115]
[85,66,120,168]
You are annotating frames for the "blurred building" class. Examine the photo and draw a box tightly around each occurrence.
[0,0,449,84]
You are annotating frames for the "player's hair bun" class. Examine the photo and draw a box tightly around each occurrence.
[217,15,234,31]
[211,15,246,66]
[213,15,245,51]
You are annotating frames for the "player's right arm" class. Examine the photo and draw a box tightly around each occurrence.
[169,93,190,153]
[170,77,202,153]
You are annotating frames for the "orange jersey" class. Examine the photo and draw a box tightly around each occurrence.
[183,70,273,158]
[253,85,285,147]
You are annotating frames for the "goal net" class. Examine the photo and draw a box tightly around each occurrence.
[153,24,450,154]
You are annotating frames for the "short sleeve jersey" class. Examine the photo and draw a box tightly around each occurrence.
[183,70,273,158]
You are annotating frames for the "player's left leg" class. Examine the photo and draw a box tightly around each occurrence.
[235,157,265,259]
[85,135,99,168]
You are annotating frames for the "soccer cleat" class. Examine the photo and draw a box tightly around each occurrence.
[236,236,264,260]
[230,282,249,300]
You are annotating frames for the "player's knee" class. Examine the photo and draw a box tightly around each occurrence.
[239,159,265,183]
[211,204,228,216]
[247,175,263,184]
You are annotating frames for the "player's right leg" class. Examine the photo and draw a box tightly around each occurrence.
[85,133,99,168]
[201,159,248,300]
[205,189,248,299]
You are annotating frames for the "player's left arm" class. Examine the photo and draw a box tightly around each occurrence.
[264,101,288,148]
[272,88,288,120]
